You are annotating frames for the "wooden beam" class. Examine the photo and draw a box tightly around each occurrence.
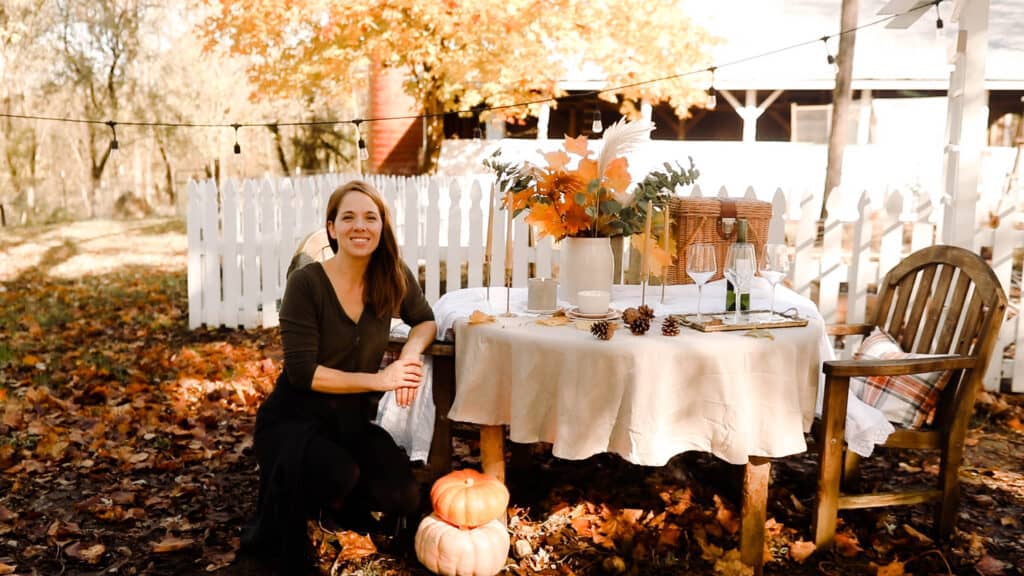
[741,457,771,573]
[480,425,506,482]
[838,489,942,509]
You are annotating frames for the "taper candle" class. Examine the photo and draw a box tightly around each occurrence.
[641,202,653,281]
[505,206,513,283]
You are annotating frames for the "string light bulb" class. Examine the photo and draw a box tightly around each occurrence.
[934,1,944,38]
[821,36,838,75]
[231,123,241,155]
[354,120,369,161]
[705,67,717,110]
[106,120,119,154]
[590,109,603,133]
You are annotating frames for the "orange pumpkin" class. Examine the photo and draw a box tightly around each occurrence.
[414,513,509,576]
[430,469,509,529]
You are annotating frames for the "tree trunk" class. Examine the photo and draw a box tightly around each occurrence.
[820,0,859,221]
[158,139,175,205]
[268,125,291,175]
[423,96,446,174]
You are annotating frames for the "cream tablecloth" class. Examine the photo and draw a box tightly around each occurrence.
[433,280,894,466]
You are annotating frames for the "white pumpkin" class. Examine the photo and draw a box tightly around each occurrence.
[414,513,510,576]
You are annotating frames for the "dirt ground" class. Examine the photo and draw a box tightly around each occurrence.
[0,218,1022,576]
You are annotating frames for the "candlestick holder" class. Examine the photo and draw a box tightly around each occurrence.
[500,269,516,317]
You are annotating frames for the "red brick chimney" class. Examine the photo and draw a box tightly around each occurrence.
[368,63,425,174]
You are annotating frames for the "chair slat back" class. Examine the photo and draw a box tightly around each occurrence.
[870,246,1007,429]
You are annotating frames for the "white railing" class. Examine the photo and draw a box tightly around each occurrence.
[187,165,1022,392]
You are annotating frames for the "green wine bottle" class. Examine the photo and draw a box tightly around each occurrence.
[725,219,751,312]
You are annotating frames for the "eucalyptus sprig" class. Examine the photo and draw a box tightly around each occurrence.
[614,157,700,236]
[482,149,534,216]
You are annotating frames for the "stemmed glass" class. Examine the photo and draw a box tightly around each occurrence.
[760,243,790,321]
[724,242,757,324]
[686,243,717,322]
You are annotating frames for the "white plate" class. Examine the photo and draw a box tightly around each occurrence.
[566,307,621,321]
[525,307,560,315]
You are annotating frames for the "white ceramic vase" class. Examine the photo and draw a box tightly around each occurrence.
[559,236,614,304]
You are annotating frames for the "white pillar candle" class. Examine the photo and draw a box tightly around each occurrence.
[527,277,558,311]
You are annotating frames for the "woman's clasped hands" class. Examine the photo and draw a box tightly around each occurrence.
[380,356,424,408]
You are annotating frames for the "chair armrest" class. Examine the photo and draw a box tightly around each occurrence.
[823,355,976,378]
[826,323,874,337]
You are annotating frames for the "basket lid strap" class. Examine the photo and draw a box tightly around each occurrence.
[719,199,738,220]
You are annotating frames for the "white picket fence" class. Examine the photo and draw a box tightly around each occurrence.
[187,171,1024,392]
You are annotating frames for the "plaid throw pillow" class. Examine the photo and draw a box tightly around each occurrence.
[850,328,952,429]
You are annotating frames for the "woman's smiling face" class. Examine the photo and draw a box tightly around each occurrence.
[329,191,382,259]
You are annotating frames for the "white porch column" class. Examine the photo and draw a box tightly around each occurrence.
[537,104,550,141]
[942,0,990,248]
[720,89,784,143]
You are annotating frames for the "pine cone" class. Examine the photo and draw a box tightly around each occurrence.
[590,320,617,340]
[622,307,640,324]
[637,304,655,322]
[628,316,650,335]
[661,316,680,337]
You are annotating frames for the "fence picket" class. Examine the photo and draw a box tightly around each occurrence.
[260,180,280,327]
[792,188,820,298]
[403,180,420,274]
[240,180,260,328]
[818,189,844,323]
[447,182,464,294]
[186,181,203,329]
[221,180,241,328]
[201,179,221,328]
[425,181,442,302]
[847,191,873,327]
[467,182,484,288]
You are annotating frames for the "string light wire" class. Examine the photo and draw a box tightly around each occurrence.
[0,3,937,133]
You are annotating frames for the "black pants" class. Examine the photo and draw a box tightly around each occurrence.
[302,422,420,522]
[245,418,419,571]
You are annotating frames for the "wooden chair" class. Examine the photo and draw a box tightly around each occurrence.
[813,245,1007,548]
[287,230,456,481]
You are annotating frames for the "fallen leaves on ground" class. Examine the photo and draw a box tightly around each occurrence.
[2,224,1023,576]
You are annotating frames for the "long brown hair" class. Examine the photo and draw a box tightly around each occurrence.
[325,180,407,319]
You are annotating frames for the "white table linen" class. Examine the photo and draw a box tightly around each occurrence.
[434,280,893,463]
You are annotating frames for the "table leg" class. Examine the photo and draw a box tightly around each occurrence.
[479,425,505,483]
[740,456,770,574]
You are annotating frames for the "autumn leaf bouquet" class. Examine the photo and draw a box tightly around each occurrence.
[484,118,699,276]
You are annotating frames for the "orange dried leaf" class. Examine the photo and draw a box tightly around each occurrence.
[713,495,740,535]
[603,157,631,197]
[22,354,41,366]
[975,555,1009,576]
[789,540,816,563]
[543,150,570,171]
[152,536,194,553]
[874,559,906,576]
[657,522,682,548]
[563,134,589,157]
[834,531,863,557]
[335,531,376,562]
[577,158,598,183]
[0,562,15,575]
[65,542,106,564]
[468,310,495,324]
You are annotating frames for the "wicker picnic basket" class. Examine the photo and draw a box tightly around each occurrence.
[667,197,772,285]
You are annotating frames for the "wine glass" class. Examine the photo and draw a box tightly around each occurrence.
[760,243,790,321]
[724,242,756,324]
[686,243,717,322]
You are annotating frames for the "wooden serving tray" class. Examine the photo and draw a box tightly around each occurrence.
[672,310,809,332]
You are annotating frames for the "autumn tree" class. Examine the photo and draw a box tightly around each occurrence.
[199,0,716,174]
